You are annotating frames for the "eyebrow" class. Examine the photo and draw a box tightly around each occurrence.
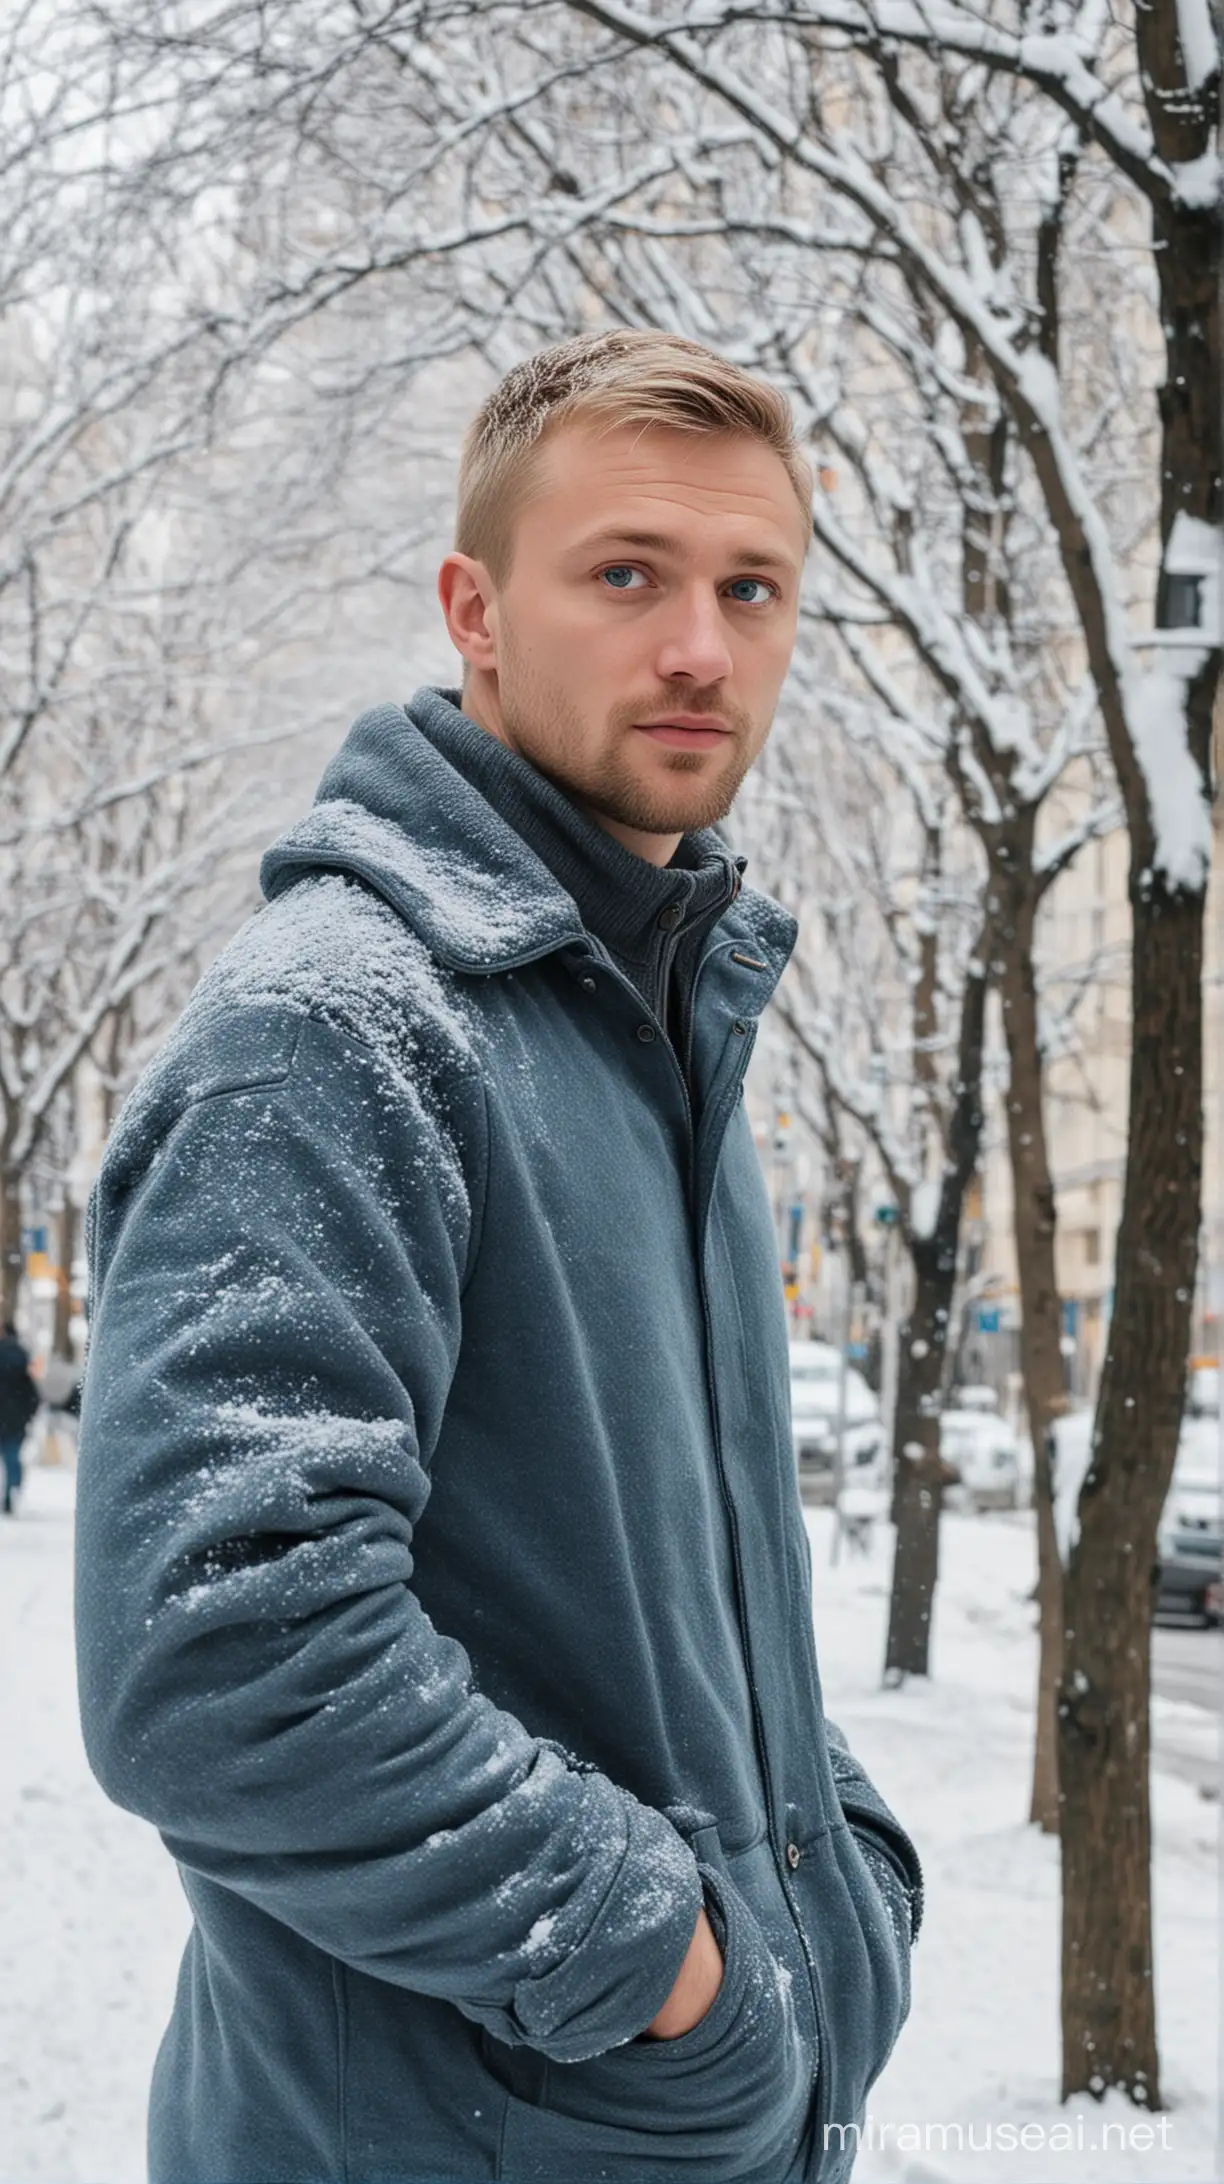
[572,526,798,574]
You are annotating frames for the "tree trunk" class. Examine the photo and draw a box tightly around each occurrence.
[961,323,1069,1813]
[1057,8,1219,2106]
[0,1124,22,1323]
[1028,1431,1063,1833]
[884,953,988,1680]
[1059,878,1206,2107]
[884,1257,959,1676]
[992,863,1069,1833]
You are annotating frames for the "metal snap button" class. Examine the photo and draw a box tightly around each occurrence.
[636,1023,656,1043]
[731,1019,749,1036]
[658,902,684,931]
[580,976,597,993]
[786,1840,802,1870]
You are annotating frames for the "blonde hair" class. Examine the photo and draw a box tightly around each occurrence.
[456,330,813,580]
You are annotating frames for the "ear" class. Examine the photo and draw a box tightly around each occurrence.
[438,553,499,672]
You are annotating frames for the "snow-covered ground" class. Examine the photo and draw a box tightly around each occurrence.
[808,1502,1221,2183]
[1,1466,1218,2182]
[1,1468,186,2183]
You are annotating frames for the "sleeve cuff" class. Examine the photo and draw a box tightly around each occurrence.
[511,1795,703,2063]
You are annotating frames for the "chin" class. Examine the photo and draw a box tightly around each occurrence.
[572,745,744,836]
[638,765,738,832]
[627,792,735,834]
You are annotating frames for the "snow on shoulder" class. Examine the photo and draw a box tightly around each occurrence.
[264,795,577,972]
[203,870,477,1061]
[102,872,479,1197]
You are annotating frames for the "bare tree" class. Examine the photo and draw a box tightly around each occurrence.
[36,0,1223,2109]
[0,9,468,1309]
[757,705,987,1676]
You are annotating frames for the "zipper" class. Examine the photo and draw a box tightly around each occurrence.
[655,858,741,1072]
[690,1028,832,2149]
[583,934,698,1155]
[650,921,687,1036]
[582,940,831,2141]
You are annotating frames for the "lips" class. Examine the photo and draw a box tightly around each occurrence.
[634,717,732,750]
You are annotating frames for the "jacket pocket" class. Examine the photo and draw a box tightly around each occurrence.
[493,1861,812,2182]
[791,1819,910,2153]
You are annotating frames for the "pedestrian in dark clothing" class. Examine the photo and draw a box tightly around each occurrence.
[75,331,922,2184]
[0,1320,40,1514]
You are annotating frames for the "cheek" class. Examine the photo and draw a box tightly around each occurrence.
[554,601,656,694]
[519,590,617,665]
[500,607,613,740]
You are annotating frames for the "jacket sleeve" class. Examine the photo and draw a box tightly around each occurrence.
[75,1004,702,2065]
[825,1718,923,1947]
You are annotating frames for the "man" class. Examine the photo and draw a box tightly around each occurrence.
[76,330,921,2184]
[0,1318,40,1514]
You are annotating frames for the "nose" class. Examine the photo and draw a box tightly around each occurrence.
[653,584,734,687]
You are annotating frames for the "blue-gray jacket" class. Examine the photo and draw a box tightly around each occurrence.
[75,694,921,2184]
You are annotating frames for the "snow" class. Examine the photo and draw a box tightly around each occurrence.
[205,867,475,1054]
[1,1468,1217,2180]
[808,1504,1220,2181]
[274,797,554,966]
[909,1178,939,1241]
[1050,1408,1095,1567]
[102,869,476,1218]
[1164,513,1223,604]
[1171,150,1222,211]
[1129,664,1214,895]
[0,1468,187,2181]
[523,1912,558,1958]
[1173,0,1220,93]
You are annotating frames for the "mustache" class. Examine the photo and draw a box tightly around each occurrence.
[608,690,750,734]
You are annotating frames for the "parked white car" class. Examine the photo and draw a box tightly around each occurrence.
[1156,1404,1222,1624]
[789,1341,883,1499]
[940,1392,1023,1511]
[1050,1392,1222,1625]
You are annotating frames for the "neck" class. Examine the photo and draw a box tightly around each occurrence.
[460,677,682,868]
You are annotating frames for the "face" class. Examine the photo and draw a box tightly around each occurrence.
[438,422,806,856]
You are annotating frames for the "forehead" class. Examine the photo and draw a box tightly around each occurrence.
[519,420,808,562]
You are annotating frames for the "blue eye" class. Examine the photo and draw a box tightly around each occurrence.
[726,578,775,605]
[600,565,644,589]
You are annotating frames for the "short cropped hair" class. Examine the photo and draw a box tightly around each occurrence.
[455,330,813,580]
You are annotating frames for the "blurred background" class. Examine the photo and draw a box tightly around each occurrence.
[0,3,1220,2180]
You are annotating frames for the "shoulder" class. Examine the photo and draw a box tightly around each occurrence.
[203,871,478,1073]
[100,875,482,1195]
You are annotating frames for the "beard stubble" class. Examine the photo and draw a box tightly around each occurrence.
[497,637,759,837]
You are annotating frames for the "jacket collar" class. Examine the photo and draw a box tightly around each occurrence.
[260,693,797,998]
[411,689,741,972]
[261,699,583,974]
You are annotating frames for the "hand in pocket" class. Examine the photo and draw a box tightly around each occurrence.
[642,1899,725,2039]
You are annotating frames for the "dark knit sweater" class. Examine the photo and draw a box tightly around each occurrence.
[413,689,742,1067]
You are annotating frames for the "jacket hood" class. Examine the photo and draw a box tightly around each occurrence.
[261,692,798,986]
[261,698,585,974]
